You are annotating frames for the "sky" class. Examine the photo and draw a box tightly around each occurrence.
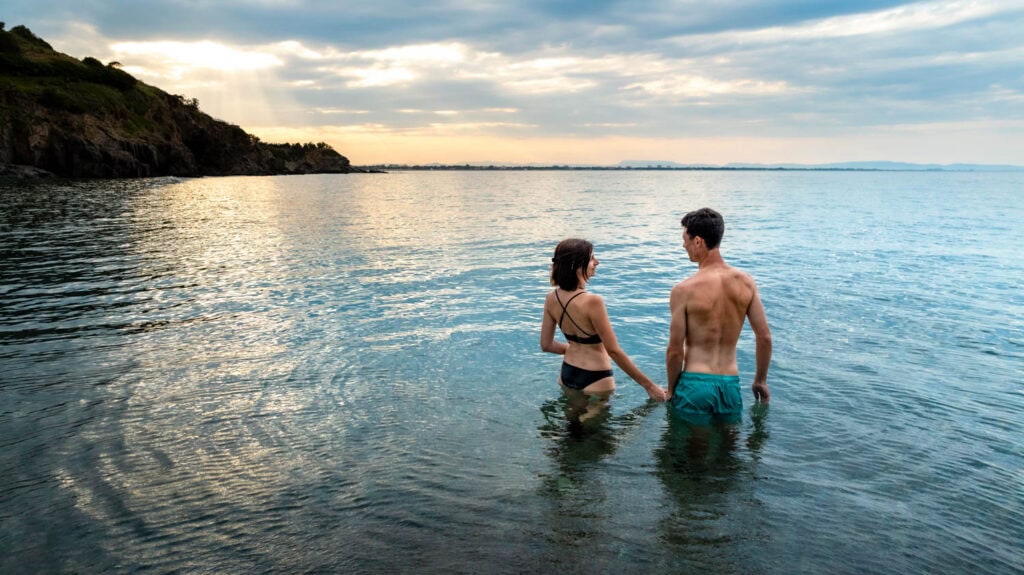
[5,0,1024,166]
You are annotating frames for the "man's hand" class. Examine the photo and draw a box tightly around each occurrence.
[752,381,770,403]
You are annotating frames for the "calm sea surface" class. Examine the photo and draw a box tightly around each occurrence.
[1,171,1022,574]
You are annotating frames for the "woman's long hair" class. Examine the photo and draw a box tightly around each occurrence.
[550,238,594,291]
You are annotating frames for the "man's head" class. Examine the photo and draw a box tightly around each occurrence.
[681,208,724,260]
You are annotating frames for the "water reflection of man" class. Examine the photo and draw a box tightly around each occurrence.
[654,404,771,572]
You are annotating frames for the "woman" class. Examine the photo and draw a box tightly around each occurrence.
[540,238,667,402]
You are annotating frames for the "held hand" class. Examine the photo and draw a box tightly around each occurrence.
[646,385,669,402]
[752,381,770,403]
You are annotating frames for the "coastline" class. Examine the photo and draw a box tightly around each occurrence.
[363,163,1022,172]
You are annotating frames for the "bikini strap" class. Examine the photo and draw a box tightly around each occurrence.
[554,290,594,337]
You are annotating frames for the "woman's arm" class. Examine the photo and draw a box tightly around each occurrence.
[588,296,667,401]
[540,298,567,355]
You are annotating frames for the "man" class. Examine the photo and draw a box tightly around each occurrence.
[666,208,772,423]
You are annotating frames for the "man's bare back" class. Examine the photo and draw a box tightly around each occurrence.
[670,262,755,375]
[666,208,771,406]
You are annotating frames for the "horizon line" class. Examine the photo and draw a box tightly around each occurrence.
[355,161,1024,172]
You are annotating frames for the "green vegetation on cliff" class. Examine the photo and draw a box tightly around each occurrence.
[0,24,361,178]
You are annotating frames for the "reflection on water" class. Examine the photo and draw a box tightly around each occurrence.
[2,171,1022,574]
[538,398,615,559]
[539,396,660,484]
[654,405,770,574]
[533,395,772,573]
[537,396,662,569]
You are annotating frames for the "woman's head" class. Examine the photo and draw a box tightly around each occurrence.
[550,238,595,290]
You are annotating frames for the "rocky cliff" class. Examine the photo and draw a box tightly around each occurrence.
[0,24,366,178]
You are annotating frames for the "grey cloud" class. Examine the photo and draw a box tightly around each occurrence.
[4,0,1023,159]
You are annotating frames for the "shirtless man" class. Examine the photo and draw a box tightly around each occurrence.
[666,208,772,423]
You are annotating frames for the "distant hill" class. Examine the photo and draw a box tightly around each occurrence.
[724,161,1024,171]
[621,160,1024,171]
[0,24,366,178]
[619,160,710,168]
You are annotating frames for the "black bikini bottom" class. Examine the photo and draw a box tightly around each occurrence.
[560,362,613,390]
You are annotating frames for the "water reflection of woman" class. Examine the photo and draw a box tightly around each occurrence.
[540,238,667,410]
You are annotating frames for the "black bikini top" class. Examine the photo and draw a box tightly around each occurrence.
[554,290,602,344]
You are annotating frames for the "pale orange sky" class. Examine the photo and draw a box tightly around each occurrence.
[247,124,1024,166]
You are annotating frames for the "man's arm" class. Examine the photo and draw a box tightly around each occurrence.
[666,284,687,396]
[746,283,772,402]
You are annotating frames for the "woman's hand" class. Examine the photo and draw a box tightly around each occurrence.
[645,384,669,402]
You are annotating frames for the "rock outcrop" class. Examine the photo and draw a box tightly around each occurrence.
[0,24,367,178]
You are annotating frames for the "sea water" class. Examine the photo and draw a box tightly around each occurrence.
[1,170,1022,574]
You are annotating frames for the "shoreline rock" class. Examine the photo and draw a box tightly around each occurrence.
[0,24,377,179]
[0,163,56,179]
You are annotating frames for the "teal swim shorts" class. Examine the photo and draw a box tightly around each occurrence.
[671,372,743,425]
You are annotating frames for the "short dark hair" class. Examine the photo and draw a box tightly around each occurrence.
[549,238,593,291]
[681,208,724,249]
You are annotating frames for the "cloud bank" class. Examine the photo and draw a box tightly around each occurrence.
[6,0,1024,164]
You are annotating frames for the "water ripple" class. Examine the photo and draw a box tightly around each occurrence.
[1,172,1022,574]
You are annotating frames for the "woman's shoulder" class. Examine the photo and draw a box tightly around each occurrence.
[544,289,565,306]
[544,290,556,307]
[547,289,598,305]
[578,291,605,309]
[560,288,599,300]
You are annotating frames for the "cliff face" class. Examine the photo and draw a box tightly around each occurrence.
[0,25,362,178]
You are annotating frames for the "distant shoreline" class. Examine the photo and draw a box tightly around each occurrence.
[7,162,1019,180]
[362,164,1023,172]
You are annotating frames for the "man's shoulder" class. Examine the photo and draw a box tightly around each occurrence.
[674,265,756,293]
[715,263,755,284]
[671,276,696,295]
[730,265,756,282]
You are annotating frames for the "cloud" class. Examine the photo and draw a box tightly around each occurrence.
[298,41,791,100]
[313,42,475,87]
[314,108,370,114]
[8,1,1023,164]
[331,66,418,88]
[110,40,283,80]
[623,76,792,99]
[671,0,1022,46]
